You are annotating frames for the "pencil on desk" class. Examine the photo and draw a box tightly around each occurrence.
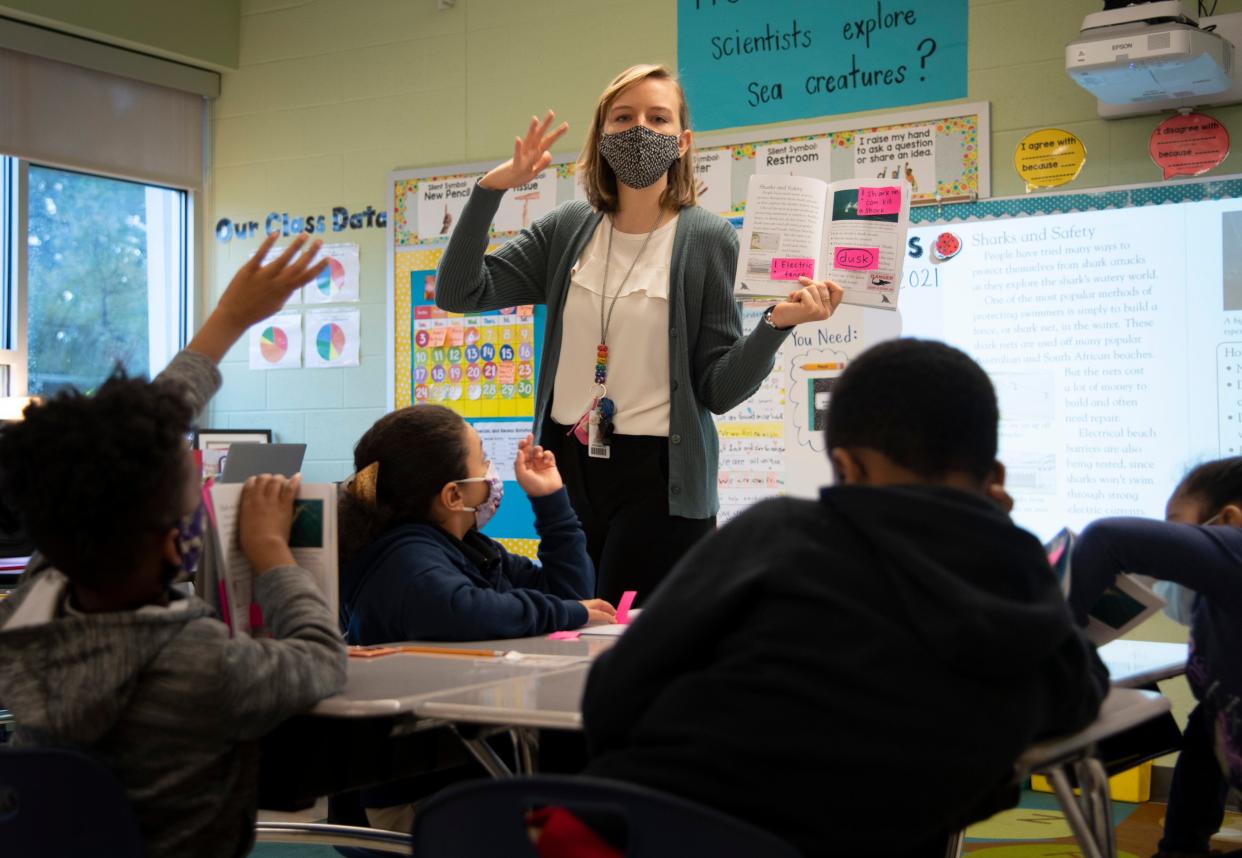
[348,644,502,659]
[399,645,502,658]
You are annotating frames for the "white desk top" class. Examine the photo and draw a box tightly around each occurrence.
[1098,639,1188,688]
[414,663,592,729]
[311,635,610,718]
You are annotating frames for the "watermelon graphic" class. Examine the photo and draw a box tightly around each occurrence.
[932,232,962,261]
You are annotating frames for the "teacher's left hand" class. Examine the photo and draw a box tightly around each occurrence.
[769,277,844,328]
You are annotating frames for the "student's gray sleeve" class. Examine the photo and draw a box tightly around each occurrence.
[215,566,348,740]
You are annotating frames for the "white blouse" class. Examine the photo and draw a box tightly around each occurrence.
[550,215,678,437]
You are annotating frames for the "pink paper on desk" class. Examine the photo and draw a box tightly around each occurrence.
[547,631,581,641]
[768,257,815,281]
[833,246,880,271]
[856,186,901,216]
[616,590,638,625]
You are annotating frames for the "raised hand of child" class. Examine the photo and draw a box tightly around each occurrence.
[578,598,617,626]
[186,233,329,364]
[239,473,301,574]
[513,434,563,497]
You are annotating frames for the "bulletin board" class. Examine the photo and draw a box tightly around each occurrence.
[386,100,990,541]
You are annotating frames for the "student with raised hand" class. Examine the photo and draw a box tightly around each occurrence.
[338,405,613,645]
[1071,459,1242,858]
[435,63,844,605]
[0,233,347,858]
[580,339,1107,858]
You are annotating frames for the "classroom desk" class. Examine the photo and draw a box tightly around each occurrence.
[1098,639,1189,688]
[1014,687,1172,858]
[311,647,591,718]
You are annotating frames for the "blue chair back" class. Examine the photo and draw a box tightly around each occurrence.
[410,775,803,858]
[0,747,144,857]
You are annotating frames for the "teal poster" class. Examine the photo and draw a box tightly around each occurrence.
[678,0,968,131]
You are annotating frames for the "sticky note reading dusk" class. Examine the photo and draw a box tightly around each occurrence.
[769,257,815,281]
[616,590,638,625]
[856,186,902,217]
[833,247,880,271]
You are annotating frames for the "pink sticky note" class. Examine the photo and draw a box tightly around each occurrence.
[447,327,465,347]
[548,631,582,641]
[769,257,815,281]
[428,327,448,347]
[616,590,638,625]
[856,186,901,216]
[497,363,516,384]
[833,246,880,271]
[1047,543,1066,566]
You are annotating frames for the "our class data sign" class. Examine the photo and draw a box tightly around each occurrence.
[678,0,968,131]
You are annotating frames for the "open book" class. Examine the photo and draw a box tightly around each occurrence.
[202,481,339,637]
[733,175,911,310]
[1044,527,1164,646]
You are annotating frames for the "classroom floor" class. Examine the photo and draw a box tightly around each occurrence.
[249,792,1242,857]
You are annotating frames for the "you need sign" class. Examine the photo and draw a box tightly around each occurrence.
[677,0,967,131]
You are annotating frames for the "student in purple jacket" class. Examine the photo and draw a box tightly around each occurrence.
[1072,458,1242,858]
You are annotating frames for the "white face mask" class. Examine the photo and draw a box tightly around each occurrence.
[455,461,504,530]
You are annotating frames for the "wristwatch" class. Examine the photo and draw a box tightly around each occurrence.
[762,305,792,331]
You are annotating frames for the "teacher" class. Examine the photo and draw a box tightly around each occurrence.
[436,64,843,605]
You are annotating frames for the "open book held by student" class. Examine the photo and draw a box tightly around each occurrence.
[733,174,911,310]
[1045,527,1164,646]
[199,481,339,637]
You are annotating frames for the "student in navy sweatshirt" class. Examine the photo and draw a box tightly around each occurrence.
[338,404,614,645]
[1072,458,1242,858]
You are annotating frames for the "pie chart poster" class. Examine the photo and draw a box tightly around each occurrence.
[249,313,302,370]
[678,0,967,131]
[304,309,361,368]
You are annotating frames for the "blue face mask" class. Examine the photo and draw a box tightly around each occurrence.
[456,462,504,530]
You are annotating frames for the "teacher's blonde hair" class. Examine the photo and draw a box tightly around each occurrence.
[577,64,697,213]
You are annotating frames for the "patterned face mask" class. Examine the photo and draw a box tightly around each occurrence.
[164,501,206,586]
[456,461,504,530]
[598,125,682,190]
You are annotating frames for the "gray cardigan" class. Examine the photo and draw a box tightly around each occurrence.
[436,184,791,518]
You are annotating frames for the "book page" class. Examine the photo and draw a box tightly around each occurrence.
[734,173,829,300]
[1084,572,1165,646]
[208,482,339,638]
[822,179,911,310]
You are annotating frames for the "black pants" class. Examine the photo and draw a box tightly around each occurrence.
[543,421,715,606]
[1159,702,1229,853]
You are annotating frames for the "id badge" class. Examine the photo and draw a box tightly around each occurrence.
[588,411,611,459]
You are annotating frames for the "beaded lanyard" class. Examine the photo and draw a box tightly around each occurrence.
[571,212,662,453]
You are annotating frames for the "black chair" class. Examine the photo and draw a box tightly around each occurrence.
[410,774,803,858]
[0,747,143,857]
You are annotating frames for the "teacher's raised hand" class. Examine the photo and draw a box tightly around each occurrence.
[769,277,844,328]
[479,110,570,191]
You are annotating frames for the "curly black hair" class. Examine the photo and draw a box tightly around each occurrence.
[0,371,194,589]
[825,338,999,482]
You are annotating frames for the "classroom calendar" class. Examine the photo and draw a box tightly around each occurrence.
[411,305,536,418]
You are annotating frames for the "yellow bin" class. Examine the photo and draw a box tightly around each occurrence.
[1031,761,1152,803]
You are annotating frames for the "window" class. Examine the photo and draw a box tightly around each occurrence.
[22,165,188,395]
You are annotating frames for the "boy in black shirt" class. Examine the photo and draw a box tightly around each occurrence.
[582,338,1107,858]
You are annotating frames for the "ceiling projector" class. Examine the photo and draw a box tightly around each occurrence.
[1066,0,1232,106]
